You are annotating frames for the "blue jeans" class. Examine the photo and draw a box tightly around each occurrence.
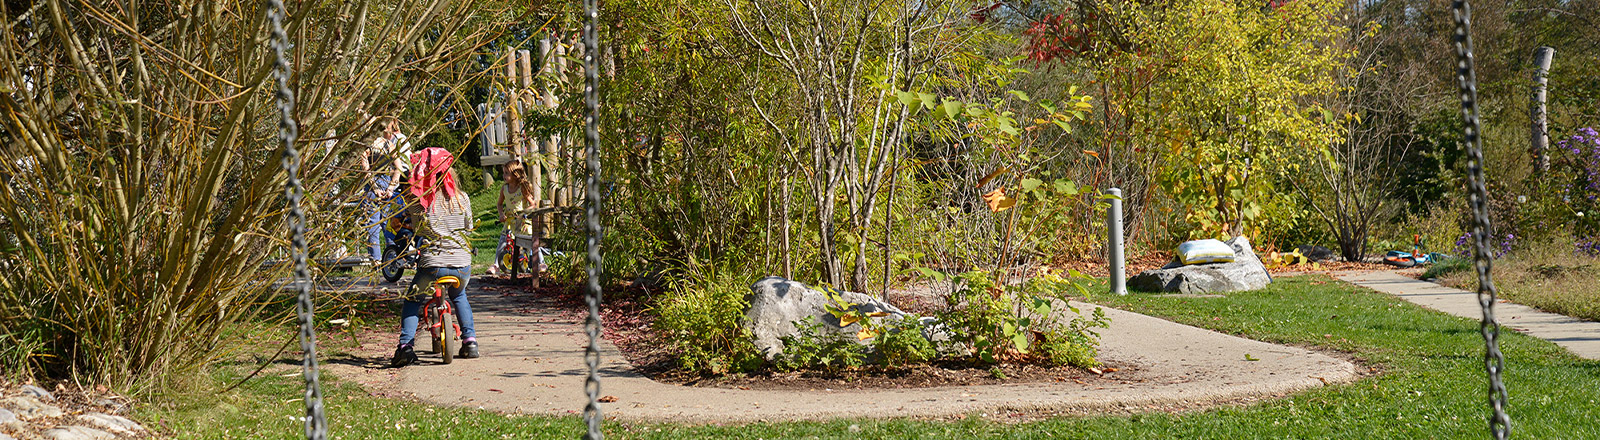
[398,266,475,347]
[365,175,400,260]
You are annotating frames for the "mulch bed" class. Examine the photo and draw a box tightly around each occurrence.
[483,275,1128,390]
[668,361,1137,391]
[476,251,1381,392]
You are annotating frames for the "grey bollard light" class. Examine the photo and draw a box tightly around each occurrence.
[1108,188,1126,295]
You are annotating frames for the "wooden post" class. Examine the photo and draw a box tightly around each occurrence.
[518,50,534,105]
[477,103,494,188]
[528,212,545,289]
[550,38,568,209]
[504,48,524,157]
[1531,46,1554,175]
[565,33,582,207]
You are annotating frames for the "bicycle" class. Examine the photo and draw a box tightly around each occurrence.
[421,275,465,364]
[380,216,428,283]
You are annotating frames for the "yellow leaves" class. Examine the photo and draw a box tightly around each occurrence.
[975,167,1009,188]
[856,327,879,341]
[839,314,860,328]
[982,187,1016,212]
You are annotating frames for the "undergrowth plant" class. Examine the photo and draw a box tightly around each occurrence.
[871,317,937,368]
[653,272,762,375]
[773,317,868,373]
[926,268,1108,366]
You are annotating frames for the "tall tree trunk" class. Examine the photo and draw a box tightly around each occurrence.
[1530,46,1554,176]
[782,172,793,279]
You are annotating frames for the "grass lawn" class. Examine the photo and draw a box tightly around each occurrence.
[140,276,1600,439]
[468,189,505,271]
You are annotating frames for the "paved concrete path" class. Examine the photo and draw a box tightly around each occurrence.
[385,285,1356,422]
[1336,271,1600,360]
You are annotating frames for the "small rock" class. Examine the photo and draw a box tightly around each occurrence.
[1,396,65,419]
[92,398,129,415]
[78,413,145,435]
[19,384,54,401]
[42,426,116,440]
[0,407,20,428]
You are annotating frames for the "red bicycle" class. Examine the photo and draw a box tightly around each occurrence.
[423,275,464,364]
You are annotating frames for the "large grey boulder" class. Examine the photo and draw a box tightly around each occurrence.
[1129,236,1272,294]
[744,277,907,360]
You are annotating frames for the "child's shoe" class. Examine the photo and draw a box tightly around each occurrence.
[458,340,480,359]
[390,344,418,367]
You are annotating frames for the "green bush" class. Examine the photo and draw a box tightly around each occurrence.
[653,275,761,375]
[871,317,937,368]
[1039,306,1110,368]
[773,317,867,372]
[929,269,1110,365]
[1420,254,1470,279]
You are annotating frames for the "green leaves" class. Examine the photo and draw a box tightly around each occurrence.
[896,91,919,107]
[912,267,947,282]
[1054,179,1079,196]
[1020,178,1043,193]
[942,99,963,119]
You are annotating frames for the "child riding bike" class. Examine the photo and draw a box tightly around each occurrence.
[490,160,538,276]
[391,147,481,367]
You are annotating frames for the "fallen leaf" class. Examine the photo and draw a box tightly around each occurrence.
[598,395,619,403]
[1244,354,1260,362]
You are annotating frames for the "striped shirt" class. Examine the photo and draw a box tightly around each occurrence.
[408,198,474,268]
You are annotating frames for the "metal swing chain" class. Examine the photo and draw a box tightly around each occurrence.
[1449,1,1511,438]
[581,0,606,438]
[267,0,329,438]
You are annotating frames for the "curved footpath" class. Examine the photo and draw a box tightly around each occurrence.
[382,284,1357,422]
[1335,270,1600,360]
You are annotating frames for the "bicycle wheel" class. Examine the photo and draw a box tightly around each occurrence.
[381,246,404,282]
[439,309,456,364]
[495,246,512,275]
[427,306,442,353]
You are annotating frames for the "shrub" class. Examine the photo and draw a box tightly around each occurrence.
[871,317,937,368]
[653,274,761,375]
[773,317,867,372]
[1553,128,1600,255]
[929,268,1109,366]
[1039,306,1110,369]
[0,1,495,393]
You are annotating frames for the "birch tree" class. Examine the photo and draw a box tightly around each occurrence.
[726,0,970,291]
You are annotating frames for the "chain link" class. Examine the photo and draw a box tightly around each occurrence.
[267,0,329,438]
[1449,1,1511,438]
[582,0,605,438]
